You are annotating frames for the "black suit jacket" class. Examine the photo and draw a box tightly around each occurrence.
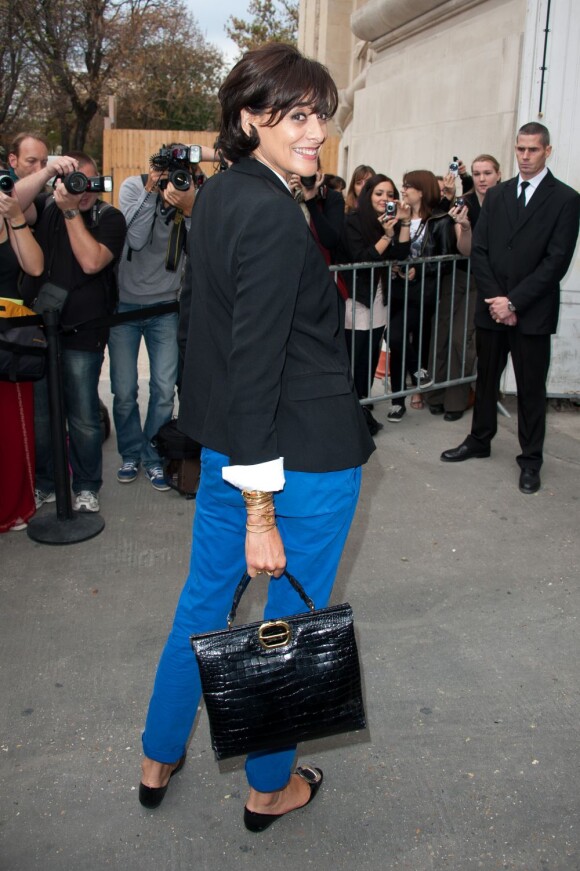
[471,170,580,334]
[178,158,375,472]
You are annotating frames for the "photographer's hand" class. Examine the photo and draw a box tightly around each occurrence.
[441,172,457,201]
[162,181,195,218]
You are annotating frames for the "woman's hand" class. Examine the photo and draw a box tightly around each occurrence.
[441,172,456,201]
[0,190,26,223]
[246,526,287,578]
[289,170,323,201]
[449,203,470,230]
[377,215,398,237]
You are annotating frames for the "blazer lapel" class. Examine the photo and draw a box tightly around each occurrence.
[513,170,556,233]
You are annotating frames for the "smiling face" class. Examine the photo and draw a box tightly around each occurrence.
[243,104,327,181]
[371,180,397,215]
[515,134,552,180]
[472,160,501,198]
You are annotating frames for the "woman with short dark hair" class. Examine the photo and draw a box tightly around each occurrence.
[138,43,374,830]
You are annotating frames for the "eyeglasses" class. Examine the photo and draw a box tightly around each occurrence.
[401,183,415,190]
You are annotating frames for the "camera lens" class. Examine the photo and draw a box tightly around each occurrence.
[0,173,15,193]
[64,171,88,194]
[169,169,191,191]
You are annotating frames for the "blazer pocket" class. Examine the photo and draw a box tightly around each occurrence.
[286,371,351,401]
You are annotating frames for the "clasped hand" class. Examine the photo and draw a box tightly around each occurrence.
[485,296,517,326]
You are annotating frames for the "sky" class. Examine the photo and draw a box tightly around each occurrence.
[186,1,251,66]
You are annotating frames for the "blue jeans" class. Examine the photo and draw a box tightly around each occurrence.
[108,302,178,469]
[142,448,361,792]
[34,348,104,493]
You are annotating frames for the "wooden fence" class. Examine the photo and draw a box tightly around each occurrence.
[102,129,339,207]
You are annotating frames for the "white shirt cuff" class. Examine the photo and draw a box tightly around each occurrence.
[222,457,285,492]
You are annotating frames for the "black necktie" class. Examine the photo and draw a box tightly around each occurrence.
[517,181,530,215]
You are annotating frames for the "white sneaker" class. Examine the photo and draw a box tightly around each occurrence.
[73,490,100,512]
[35,489,56,509]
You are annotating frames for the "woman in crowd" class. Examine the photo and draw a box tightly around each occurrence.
[138,43,374,830]
[338,174,411,434]
[427,154,501,420]
[289,165,345,267]
[0,186,44,532]
[344,164,375,214]
[386,169,456,422]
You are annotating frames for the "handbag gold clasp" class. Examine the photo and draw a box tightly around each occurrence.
[258,620,292,649]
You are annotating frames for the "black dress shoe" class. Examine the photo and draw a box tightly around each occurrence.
[139,754,186,809]
[444,410,464,422]
[428,404,445,415]
[519,468,541,494]
[244,765,323,833]
[362,405,383,436]
[440,443,491,462]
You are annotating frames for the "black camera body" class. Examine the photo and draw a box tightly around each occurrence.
[454,197,466,209]
[300,174,317,189]
[0,170,15,193]
[384,201,397,217]
[150,144,201,171]
[58,171,113,195]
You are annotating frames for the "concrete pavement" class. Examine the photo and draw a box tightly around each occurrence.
[1,385,579,871]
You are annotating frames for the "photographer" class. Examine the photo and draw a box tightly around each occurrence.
[108,143,209,491]
[18,152,127,514]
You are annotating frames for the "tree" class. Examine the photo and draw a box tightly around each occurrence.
[225,0,299,56]
[8,0,224,152]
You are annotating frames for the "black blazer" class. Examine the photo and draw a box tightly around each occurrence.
[178,158,375,472]
[471,170,580,334]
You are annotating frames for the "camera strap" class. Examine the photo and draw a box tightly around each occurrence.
[165,210,186,272]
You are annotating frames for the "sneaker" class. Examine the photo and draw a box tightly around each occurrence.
[35,489,56,509]
[412,368,433,388]
[145,465,171,492]
[10,520,28,531]
[73,490,100,512]
[387,405,406,422]
[117,460,140,483]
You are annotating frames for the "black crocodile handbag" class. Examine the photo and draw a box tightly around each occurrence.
[190,570,366,760]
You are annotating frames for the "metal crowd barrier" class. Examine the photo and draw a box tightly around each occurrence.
[331,254,477,406]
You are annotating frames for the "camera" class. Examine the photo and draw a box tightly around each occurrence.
[454,197,466,209]
[449,156,460,177]
[300,174,317,189]
[157,169,191,192]
[0,170,15,193]
[57,172,113,194]
[384,201,397,217]
[150,144,202,171]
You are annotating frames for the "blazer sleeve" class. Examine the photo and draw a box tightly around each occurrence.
[509,191,580,312]
[471,191,505,298]
[226,194,308,466]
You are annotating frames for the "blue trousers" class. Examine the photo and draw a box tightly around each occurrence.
[142,448,361,792]
[108,303,178,469]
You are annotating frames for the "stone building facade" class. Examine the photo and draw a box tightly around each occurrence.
[299,0,580,394]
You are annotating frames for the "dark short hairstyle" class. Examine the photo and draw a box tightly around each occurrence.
[517,122,550,147]
[217,43,338,162]
[9,132,49,156]
[357,174,399,244]
[67,150,98,173]
[402,169,441,219]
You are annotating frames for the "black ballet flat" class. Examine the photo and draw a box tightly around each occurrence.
[139,753,186,809]
[243,765,323,833]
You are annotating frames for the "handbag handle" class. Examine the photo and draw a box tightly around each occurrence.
[227,569,316,627]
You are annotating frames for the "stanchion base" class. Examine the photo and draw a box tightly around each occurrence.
[26,512,105,545]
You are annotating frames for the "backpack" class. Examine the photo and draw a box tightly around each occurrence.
[0,298,47,382]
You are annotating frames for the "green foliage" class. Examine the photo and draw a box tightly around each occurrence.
[225,0,299,56]
[1,0,225,152]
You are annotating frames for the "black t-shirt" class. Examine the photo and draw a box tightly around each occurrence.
[21,194,127,351]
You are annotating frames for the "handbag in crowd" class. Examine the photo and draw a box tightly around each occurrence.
[190,569,366,760]
[32,280,69,315]
[0,298,47,382]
